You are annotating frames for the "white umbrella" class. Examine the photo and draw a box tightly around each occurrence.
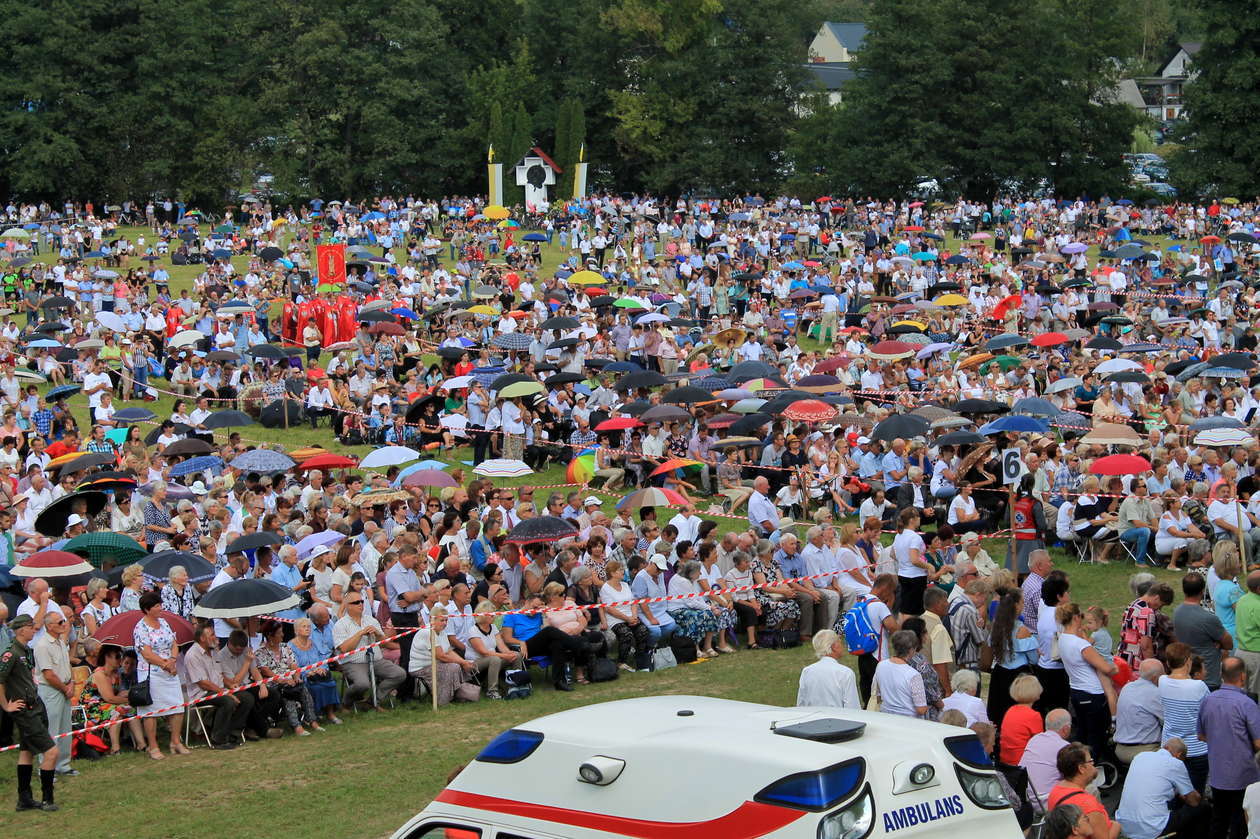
[359,446,421,469]
[441,376,473,390]
[440,415,469,437]
[1094,358,1141,374]
[1046,377,1082,394]
[1,228,30,239]
[169,329,205,348]
[95,311,127,333]
[635,312,670,324]
[473,459,533,478]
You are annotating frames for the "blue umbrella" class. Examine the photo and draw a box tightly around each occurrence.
[945,255,970,265]
[83,250,106,258]
[360,211,385,221]
[26,338,61,348]
[113,406,157,422]
[391,307,418,320]
[779,233,796,242]
[169,455,224,478]
[602,361,643,374]
[229,449,296,474]
[1011,397,1059,417]
[781,261,805,270]
[211,248,232,259]
[979,415,1049,435]
[522,233,548,242]
[911,251,935,261]
[47,384,80,400]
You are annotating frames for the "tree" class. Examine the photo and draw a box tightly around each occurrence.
[1172,0,1260,198]
[553,99,575,197]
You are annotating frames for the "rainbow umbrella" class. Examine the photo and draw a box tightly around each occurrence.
[566,447,598,483]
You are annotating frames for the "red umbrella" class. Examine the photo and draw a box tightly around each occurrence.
[813,354,852,374]
[650,458,701,477]
[867,340,915,358]
[92,610,196,648]
[298,453,359,470]
[401,470,458,488]
[1031,332,1069,347]
[991,294,1023,321]
[1089,454,1152,476]
[368,321,405,336]
[582,287,608,296]
[595,417,643,432]
[10,550,95,578]
[706,413,741,429]
[1200,235,1222,245]
[782,399,839,423]
[903,225,925,232]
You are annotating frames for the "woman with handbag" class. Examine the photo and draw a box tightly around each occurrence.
[408,606,478,705]
[255,620,322,736]
[131,591,187,760]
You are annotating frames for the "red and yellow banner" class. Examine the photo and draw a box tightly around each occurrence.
[315,243,346,287]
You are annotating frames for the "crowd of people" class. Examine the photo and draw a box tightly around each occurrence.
[1,191,1260,831]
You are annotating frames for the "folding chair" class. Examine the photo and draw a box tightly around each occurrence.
[1067,534,1093,564]
[184,703,215,749]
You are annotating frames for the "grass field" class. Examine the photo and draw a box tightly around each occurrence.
[0,223,1187,836]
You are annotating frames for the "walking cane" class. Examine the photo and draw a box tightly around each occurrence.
[366,643,378,709]
[430,623,439,712]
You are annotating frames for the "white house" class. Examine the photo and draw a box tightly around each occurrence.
[1132,42,1201,121]
[801,22,866,109]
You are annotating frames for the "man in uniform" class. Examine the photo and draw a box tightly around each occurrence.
[0,614,61,811]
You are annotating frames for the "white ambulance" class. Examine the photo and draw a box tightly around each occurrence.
[391,695,1023,839]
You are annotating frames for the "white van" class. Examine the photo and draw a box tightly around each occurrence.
[392,696,1022,839]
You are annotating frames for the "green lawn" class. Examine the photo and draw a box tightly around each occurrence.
[0,222,1187,836]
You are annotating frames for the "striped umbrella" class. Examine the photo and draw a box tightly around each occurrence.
[615,487,688,510]
[1193,427,1252,447]
[472,459,533,478]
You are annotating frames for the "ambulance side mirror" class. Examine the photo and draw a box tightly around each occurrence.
[578,756,626,786]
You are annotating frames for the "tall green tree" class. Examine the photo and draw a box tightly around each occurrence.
[553,99,576,196]
[1172,0,1260,198]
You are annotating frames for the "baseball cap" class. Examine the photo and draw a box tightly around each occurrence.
[649,554,668,570]
[856,436,871,445]
[583,496,601,508]
[66,513,85,528]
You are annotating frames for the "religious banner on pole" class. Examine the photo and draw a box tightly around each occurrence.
[487,145,503,207]
[572,143,588,200]
[315,243,346,288]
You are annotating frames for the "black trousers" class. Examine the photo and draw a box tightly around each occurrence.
[857,653,878,708]
[199,691,255,744]
[391,612,421,700]
[528,626,589,684]
[1033,665,1069,716]
[243,685,281,736]
[896,575,927,616]
[1210,786,1246,839]
[1069,689,1112,763]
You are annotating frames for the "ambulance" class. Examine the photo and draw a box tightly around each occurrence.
[391,696,1022,839]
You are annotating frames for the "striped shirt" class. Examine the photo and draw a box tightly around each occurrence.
[1159,675,1210,757]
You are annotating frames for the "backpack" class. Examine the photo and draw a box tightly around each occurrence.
[841,597,880,655]
[504,669,532,700]
[589,657,619,683]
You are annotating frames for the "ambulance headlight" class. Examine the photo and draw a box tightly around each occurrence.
[910,764,935,786]
[817,786,873,839]
[578,755,625,786]
[955,766,1010,810]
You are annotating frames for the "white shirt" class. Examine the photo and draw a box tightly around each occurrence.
[892,529,926,578]
[874,658,925,717]
[207,568,238,639]
[796,657,861,709]
[83,371,112,409]
[747,491,779,534]
[1115,748,1194,839]
[333,613,385,664]
[668,512,701,544]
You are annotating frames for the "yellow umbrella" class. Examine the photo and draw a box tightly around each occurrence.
[467,304,497,316]
[483,205,509,220]
[891,319,926,329]
[271,218,287,229]
[567,270,605,285]
[48,451,85,469]
[1222,197,1240,206]
[934,293,968,307]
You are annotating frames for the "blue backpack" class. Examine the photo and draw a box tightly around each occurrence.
[841,597,880,655]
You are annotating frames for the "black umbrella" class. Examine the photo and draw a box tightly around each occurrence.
[590,295,616,307]
[36,321,70,333]
[1105,370,1149,384]
[34,491,109,537]
[436,346,468,361]
[205,350,241,363]
[193,578,300,619]
[870,414,931,442]
[952,399,1009,415]
[162,438,214,457]
[358,310,395,323]
[246,344,299,361]
[1189,416,1246,432]
[1175,362,1212,383]
[728,361,778,382]
[490,373,534,392]
[141,551,217,584]
[406,394,444,422]
[259,246,284,261]
[259,399,305,428]
[505,516,579,546]
[145,423,191,445]
[934,429,986,447]
[41,296,74,309]
[1085,336,1123,350]
[55,452,117,475]
[202,410,255,429]
[620,400,653,417]
[927,282,962,295]
[1163,358,1200,377]
[1212,352,1256,371]
[729,413,772,436]
[662,385,714,404]
[616,371,668,391]
[545,373,584,387]
[548,338,579,350]
[225,531,283,554]
[540,316,581,331]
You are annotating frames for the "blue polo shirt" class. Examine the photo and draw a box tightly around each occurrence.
[268,562,306,620]
[503,611,543,643]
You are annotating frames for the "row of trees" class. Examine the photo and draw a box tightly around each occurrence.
[0,0,1243,203]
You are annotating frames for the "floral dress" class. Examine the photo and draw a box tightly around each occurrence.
[751,557,801,628]
[160,583,196,619]
[79,669,133,724]
[255,642,317,729]
[908,651,943,721]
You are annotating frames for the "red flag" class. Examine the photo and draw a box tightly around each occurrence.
[315,243,346,287]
